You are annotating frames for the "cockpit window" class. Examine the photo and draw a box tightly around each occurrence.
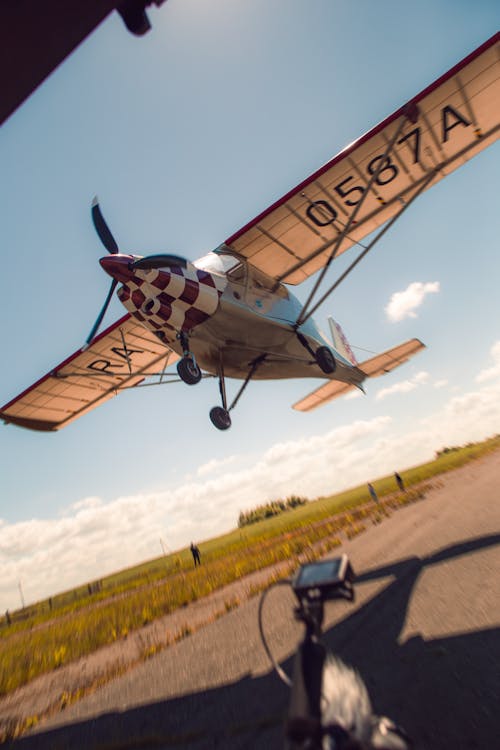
[195,249,288,298]
[249,267,274,291]
[227,262,246,283]
[193,252,240,276]
[249,266,288,298]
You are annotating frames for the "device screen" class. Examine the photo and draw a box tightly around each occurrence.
[295,558,343,588]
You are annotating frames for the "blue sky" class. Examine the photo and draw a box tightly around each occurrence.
[1,1,499,611]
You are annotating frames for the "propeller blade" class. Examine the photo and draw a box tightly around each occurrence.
[132,254,187,270]
[85,279,118,345]
[91,197,119,254]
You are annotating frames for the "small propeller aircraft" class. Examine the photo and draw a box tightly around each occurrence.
[1,34,499,431]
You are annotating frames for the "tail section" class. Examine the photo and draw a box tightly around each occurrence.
[293,338,425,412]
[328,318,358,366]
[356,338,425,378]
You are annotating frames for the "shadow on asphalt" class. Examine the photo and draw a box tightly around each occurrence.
[10,533,500,750]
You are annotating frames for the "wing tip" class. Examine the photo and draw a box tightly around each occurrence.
[0,412,60,432]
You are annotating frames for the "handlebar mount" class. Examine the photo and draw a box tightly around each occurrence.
[258,555,412,750]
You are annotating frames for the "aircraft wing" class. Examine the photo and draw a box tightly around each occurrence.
[293,338,425,412]
[0,315,179,431]
[221,33,499,285]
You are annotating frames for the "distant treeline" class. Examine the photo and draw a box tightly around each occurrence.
[238,495,308,527]
[435,443,470,458]
[435,435,500,459]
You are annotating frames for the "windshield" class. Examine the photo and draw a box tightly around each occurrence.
[193,252,240,276]
[194,250,288,298]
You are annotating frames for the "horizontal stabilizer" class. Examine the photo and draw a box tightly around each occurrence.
[293,338,425,412]
[357,338,425,377]
[293,380,360,412]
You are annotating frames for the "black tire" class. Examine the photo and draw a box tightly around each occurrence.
[209,406,232,430]
[316,346,336,374]
[177,357,202,385]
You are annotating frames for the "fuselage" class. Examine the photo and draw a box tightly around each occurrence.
[100,248,359,382]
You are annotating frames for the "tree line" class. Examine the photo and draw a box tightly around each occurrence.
[238,495,308,527]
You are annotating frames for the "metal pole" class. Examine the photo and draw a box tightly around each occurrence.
[160,538,169,573]
[160,538,169,556]
[18,581,25,610]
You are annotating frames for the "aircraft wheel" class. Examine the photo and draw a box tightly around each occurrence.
[209,406,232,430]
[316,346,336,374]
[177,356,202,385]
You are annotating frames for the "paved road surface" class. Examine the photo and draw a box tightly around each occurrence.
[11,452,500,749]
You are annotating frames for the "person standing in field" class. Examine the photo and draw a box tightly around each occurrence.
[190,542,201,567]
[394,471,405,492]
[367,483,378,504]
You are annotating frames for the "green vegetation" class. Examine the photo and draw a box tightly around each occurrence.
[238,495,307,527]
[0,434,498,701]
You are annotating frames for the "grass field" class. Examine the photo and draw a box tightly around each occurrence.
[0,434,498,700]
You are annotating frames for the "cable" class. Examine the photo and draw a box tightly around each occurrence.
[257,579,293,687]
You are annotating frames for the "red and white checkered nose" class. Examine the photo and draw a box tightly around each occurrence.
[99,254,135,284]
[114,261,227,334]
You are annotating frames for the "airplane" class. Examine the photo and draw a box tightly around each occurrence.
[1,33,499,432]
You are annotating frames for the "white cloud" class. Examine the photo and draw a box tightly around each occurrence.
[476,341,500,383]
[385,281,440,322]
[0,417,392,609]
[433,379,449,389]
[375,371,430,401]
[197,455,238,476]
[418,379,500,448]
[3,344,500,611]
[345,389,363,400]
[69,496,102,512]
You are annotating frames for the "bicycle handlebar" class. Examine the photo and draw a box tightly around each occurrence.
[258,555,412,749]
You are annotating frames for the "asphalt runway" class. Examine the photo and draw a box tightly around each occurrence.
[10,451,500,749]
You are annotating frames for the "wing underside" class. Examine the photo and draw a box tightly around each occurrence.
[293,338,425,412]
[0,315,179,431]
[221,34,499,285]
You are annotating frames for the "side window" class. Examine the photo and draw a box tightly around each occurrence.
[249,267,289,299]
[227,263,247,284]
[275,283,289,300]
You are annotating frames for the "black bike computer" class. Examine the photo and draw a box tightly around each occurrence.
[292,554,353,601]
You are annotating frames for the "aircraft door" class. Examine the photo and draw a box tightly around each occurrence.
[226,261,284,314]
[226,261,248,304]
[246,266,282,314]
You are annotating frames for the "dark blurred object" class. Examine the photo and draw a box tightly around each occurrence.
[0,1,167,126]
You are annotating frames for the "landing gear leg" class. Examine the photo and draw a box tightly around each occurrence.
[209,353,266,431]
[176,332,202,385]
[210,356,231,430]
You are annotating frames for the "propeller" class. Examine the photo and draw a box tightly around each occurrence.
[86,198,121,345]
[91,197,119,254]
[85,279,118,346]
[86,199,188,345]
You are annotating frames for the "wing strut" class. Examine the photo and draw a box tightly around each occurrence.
[228,354,267,412]
[298,167,436,325]
[295,104,419,328]
[119,327,133,374]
